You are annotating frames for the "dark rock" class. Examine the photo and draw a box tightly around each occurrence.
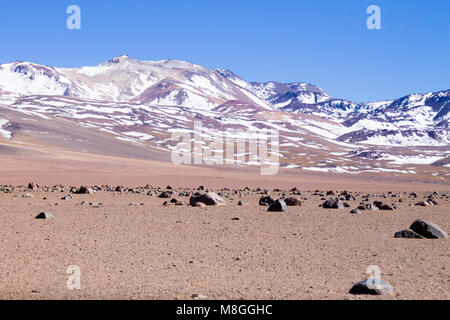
[35,212,55,219]
[76,186,94,195]
[323,198,344,209]
[189,192,225,206]
[394,229,423,239]
[410,220,448,239]
[159,192,171,198]
[268,199,287,212]
[350,209,361,214]
[373,201,394,210]
[259,196,275,206]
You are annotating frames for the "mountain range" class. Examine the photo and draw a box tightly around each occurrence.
[0,56,448,180]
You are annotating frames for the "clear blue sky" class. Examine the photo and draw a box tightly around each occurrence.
[0,0,448,102]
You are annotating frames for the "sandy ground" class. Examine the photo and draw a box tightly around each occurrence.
[0,186,448,300]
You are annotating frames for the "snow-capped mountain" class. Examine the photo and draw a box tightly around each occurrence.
[0,56,448,179]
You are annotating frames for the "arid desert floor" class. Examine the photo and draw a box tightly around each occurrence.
[0,183,448,300]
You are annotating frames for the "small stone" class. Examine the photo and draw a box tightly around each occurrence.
[350,209,361,214]
[35,212,55,219]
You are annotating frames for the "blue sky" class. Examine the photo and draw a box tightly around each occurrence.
[0,0,448,102]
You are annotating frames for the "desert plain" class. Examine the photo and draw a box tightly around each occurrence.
[0,153,448,300]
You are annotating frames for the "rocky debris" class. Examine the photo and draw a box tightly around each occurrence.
[268,199,287,212]
[284,197,302,206]
[237,200,245,206]
[349,279,394,295]
[394,229,423,239]
[259,196,275,206]
[323,198,344,209]
[350,209,361,214]
[409,220,448,239]
[427,198,438,206]
[415,201,428,207]
[35,212,55,219]
[61,195,72,200]
[189,192,225,206]
[75,186,94,195]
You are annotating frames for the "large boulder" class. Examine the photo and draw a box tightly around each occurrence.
[349,279,394,295]
[409,220,448,239]
[268,199,287,212]
[323,198,344,209]
[189,192,225,206]
[259,196,275,206]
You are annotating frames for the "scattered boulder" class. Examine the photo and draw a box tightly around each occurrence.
[237,200,245,206]
[415,201,428,207]
[410,220,448,239]
[373,201,394,210]
[22,193,33,198]
[350,209,361,214]
[284,197,302,206]
[189,192,225,206]
[61,195,72,200]
[268,199,287,212]
[259,196,275,206]
[323,198,344,209]
[349,279,394,295]
[159,192,171,199]
[35,212,55,220]
[76,186,94,195]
